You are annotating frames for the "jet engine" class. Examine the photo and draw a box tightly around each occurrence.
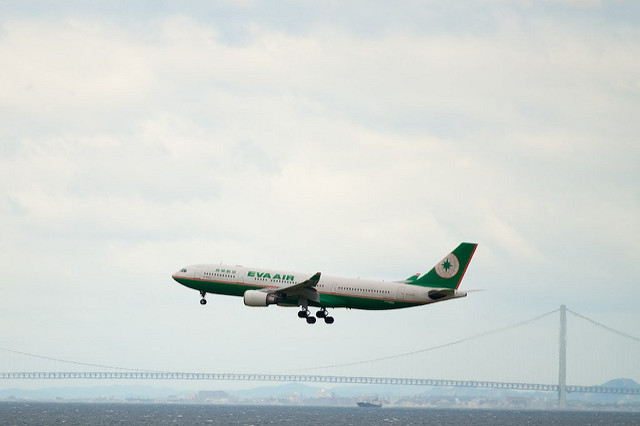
[243,290,280,307]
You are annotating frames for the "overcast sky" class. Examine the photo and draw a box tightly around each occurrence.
[1,1,639,390]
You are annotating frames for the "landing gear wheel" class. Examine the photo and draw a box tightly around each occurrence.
[306,316,317,324]
[316,309,327,318]
[324,316,334,324]
[298,310,309,318]
[200,298,207,305]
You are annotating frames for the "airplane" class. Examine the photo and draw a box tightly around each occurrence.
[171,242,477,324]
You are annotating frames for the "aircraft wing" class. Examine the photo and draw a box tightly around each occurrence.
[264,272,321,302]
[274,272,321,293]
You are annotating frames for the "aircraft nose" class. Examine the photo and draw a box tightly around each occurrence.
[172,267,188,280]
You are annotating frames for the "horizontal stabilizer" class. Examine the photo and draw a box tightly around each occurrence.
[428,288,467,301]
[396,273,421,284]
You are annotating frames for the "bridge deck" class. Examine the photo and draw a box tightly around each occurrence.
[1,372,638,395]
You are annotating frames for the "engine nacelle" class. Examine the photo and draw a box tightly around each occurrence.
[243,290,280,307]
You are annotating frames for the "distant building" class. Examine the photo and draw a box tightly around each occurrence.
[198,390,231,403]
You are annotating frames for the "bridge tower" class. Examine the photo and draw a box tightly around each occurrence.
[558,304,567,408]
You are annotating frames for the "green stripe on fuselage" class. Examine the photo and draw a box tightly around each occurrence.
[175,277,422,310]
[314,293,420,310]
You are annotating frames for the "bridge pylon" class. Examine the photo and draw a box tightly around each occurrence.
[558,304,567,408]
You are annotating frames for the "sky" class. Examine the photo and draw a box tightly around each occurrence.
[1,1,639,390]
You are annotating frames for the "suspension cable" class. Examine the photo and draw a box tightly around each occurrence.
[0,346,158,372]
[567,309,640,344]
[290,307,560,372]
[9,308,630,375]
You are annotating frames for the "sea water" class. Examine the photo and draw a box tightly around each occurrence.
[1,402,639,425]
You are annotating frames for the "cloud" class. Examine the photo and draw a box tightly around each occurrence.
[1,12,638,277]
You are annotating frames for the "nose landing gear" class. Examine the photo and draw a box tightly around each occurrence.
[199,291,207,305]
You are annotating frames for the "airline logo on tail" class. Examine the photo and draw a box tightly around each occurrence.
[435,253,460,279]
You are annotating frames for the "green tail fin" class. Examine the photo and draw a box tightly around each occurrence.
[412,242,478,290]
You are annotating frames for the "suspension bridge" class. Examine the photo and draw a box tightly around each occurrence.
[2,305,639,408]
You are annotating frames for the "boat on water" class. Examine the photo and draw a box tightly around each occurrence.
[357,400,382,408]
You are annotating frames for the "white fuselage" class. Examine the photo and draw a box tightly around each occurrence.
[172,263,467,310]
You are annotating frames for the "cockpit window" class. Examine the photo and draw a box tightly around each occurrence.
[180,268,187,273]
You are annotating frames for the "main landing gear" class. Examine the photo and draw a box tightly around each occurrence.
[297,308,334,324]
[317,309,335,324]
[199,291,207,305]
[297,309,315,323]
